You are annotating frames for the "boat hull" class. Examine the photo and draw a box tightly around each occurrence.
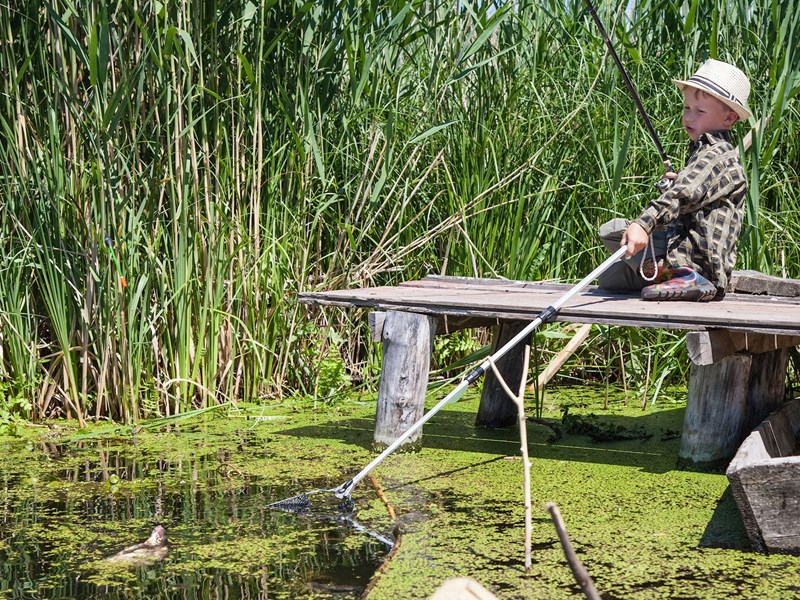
[726,399,800,554]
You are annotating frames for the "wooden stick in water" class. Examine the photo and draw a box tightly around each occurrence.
[369,474,397,522]
[545,502,601,600]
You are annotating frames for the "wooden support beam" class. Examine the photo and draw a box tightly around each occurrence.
[368,311,386,342]
[679,348,789,469]
[369,310,499,341]
[687,330,800,366]
[530,323,593,390]
[373,311,436,449]
[477,321,529,429]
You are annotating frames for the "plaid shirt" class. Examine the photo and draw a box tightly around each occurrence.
[633,130,747,290]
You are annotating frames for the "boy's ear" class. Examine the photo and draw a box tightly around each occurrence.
[725,109,739,126]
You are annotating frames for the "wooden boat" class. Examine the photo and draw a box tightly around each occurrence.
[726,398,800,554]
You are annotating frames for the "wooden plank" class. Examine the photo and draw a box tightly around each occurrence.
[368,312,385,342]
[369,311,501,340]
[726,399,800,553]
[408,274,800,306]
[533,324,593,389]
[729,270,800,297]
[402,275,567,292]
[303,280,800,309]
[752,400,800,458]
[729,458,800,553]
[300,284,800,336]
[687,330,800,366]
[430,577,499,600]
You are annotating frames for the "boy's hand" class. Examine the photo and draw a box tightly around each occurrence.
[655,162,678,192]
[621,222,649,257]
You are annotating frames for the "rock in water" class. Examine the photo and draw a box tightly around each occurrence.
[105,525,169,567]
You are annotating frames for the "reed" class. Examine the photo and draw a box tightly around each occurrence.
[0,0,797,424]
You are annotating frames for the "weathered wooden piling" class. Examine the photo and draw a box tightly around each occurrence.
[372,310,436,449]
[679,332,791,469]
[476,321,530,429]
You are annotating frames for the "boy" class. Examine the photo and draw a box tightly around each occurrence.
[598,59,752,302]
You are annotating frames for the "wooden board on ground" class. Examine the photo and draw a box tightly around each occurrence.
[429,577,498,600]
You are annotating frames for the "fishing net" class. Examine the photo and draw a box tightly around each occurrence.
[268,492,312,512]
[269,488,356,513]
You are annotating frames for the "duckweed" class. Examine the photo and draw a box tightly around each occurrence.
[1,386,799,599]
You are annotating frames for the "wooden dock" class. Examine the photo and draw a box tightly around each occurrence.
[299,274,800,468]
[301,275,800,337]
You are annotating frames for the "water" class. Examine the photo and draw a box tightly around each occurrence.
[0,430,393,599]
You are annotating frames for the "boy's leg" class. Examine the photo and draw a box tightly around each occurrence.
[597,260,650,291]
[598,218,667,291]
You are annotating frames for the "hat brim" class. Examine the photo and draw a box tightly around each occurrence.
[673,78,752,121]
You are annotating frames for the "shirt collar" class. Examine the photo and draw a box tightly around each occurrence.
[689,130,733,153]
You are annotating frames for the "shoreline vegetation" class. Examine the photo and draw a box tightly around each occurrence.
[1,1,799,426]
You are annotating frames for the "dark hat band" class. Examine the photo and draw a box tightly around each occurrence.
[686,74,744,107]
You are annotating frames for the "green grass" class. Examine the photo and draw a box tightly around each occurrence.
[0,0,798,423]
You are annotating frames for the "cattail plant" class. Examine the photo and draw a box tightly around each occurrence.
[0,0,797,424]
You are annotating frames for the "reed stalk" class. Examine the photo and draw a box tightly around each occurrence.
[0,0,797,423]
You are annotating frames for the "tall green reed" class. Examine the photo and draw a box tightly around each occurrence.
[0,0,797,423]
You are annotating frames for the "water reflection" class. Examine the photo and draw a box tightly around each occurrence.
[0,435,392,599]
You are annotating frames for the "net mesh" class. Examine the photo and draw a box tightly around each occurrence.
[268,493,311,512]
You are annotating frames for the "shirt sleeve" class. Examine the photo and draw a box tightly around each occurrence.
[632,144,739,234]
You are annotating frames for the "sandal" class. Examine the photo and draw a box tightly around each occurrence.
[641,266,717,302]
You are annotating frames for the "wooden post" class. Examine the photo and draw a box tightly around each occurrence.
[373,311,436,450]
[679,347,789,469]
[477,321,529,428]
[743,349,791,435]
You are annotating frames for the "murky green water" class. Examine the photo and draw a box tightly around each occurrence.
[5,391,800,599]
[0,415,393,599]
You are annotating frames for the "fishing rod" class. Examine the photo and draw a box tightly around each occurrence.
[583,0,673,190]
[269,245,629,510]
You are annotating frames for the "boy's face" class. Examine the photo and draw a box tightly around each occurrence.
[682,87,738,141]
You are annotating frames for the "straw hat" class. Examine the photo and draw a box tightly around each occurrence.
[672,59,752,121]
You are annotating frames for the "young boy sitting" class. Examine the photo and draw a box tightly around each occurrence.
[598,58,752,302]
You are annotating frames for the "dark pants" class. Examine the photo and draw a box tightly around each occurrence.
[597,218,668,292]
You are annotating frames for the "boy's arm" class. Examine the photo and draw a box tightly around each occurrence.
[631,145,744,238]
[622,167,678,256]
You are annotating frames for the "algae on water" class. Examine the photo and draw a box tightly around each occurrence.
[2,388,800,599]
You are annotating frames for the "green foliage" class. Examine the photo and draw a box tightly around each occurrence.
[0,390,31,437]
[0,0,798,422]
[433,330,485,377]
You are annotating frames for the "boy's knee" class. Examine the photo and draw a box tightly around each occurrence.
[599,218,630,242]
